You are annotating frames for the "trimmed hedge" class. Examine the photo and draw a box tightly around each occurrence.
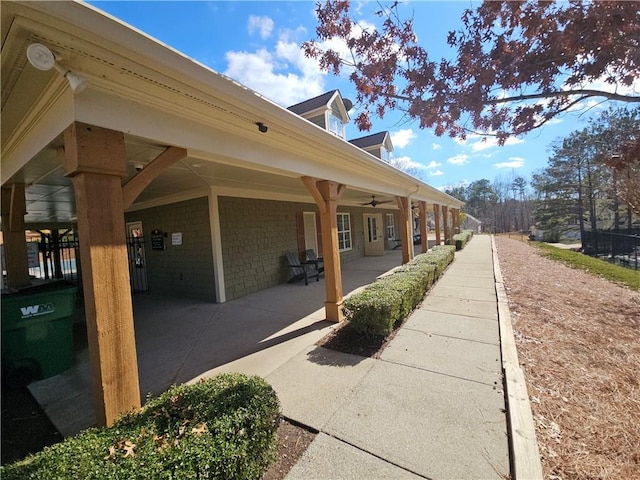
[343,245,456,337]
[2,374,280,480]
[453,230,474,251]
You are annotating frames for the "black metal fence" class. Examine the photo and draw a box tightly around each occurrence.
[28,231,81,283]
[582,230,640,270]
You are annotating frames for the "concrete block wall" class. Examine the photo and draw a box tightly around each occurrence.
[125,197,216,301]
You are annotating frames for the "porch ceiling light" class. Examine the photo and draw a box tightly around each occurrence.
[26,43,87,94]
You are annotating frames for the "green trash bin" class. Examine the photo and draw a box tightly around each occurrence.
[1,282,77,386]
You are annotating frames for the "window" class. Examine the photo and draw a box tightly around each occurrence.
[380,146,390,161]
[386,213,396,240]
[337,213,352,251]
[327,112,345,138]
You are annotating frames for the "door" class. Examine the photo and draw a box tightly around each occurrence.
[126,221,149,292]
[303,212,318,253]
[363,213,384,256]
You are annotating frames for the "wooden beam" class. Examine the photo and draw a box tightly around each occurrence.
[1,183,30,287]
[396,196,412,264]
[61,122,141,427]
[314,180,345,322]
[418,201,428,254]
[433,203,441,246]
[452,208,459,236]
[121,146,187,209]
[442,205,450,245]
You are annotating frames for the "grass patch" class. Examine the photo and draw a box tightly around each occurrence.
[533,242,640,291]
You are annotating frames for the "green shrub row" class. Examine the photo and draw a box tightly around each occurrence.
[453,230,474,251]
[343,245,456,337]
[2,374,280,480]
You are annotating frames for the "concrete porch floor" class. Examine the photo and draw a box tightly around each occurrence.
[28,247,414,437]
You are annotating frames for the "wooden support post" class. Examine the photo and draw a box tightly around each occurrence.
[452,209,459,235]
[1,183,31,287]
[302,177,345,323]
[396,196,413,264]
[442,205,450,245]
[433,203,441,246]
[61,122,141,427]
[418,201,428,253]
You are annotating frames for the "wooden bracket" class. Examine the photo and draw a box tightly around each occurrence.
[301,177,346,215]
[301,176,326,213]
[122,146,187,209]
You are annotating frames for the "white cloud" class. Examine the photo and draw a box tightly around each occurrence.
[429,169,444,176]
[432,143,442,150]
[388,155,426,172]
[390,129,416,149]
[469,135,525,152]
[425,161,442,169]
[447,154,469,165]
[247,15,274,39]
[225,16,378,106]
[494,157,525,169]
[224,37,326,105]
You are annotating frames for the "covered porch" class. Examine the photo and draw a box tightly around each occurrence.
[2,1,462,430]
[28,247,414,437]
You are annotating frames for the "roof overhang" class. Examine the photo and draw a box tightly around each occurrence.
[1,1,463,225]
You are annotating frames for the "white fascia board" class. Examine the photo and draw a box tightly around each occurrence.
[72,90,414,198]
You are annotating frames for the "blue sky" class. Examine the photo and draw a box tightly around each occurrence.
[89,1,612,192]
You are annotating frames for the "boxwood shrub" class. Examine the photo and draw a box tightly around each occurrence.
[343,245,455,337]
[453,230,474,251]
[2,373,280,480]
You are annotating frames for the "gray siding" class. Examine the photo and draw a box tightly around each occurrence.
[219,197,374,300]
[126,196,394,302]
[219,197,306,300]
[125,197,215,301]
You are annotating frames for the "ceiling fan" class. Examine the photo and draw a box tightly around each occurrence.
[360,195,393,207]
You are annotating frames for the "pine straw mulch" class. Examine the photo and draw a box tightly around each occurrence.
[495,237,640,480]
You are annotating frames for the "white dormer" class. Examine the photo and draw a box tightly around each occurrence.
[288,90,352,139]
[348,132,394,161]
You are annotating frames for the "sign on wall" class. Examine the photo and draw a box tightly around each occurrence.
[151,230,166,250]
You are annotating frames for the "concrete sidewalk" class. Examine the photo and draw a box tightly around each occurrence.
[266,235,509,479]
[28,236,511,478]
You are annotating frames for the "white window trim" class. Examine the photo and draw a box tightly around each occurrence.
[386,213,396,240]
[380,146,390,161]
[326,111,345,139]
[337,212,352,252]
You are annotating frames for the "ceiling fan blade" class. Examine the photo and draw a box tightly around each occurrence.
[359,195,393,207]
